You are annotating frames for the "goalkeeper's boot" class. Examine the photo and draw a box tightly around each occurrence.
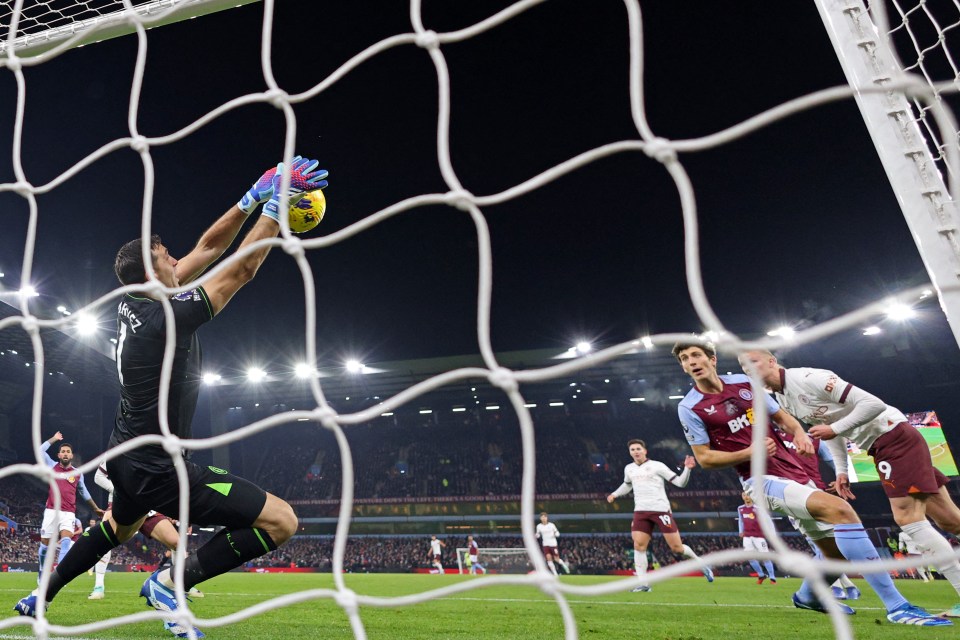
[942,603,960,618]
[13,593,42,617]
[845,586,861,600]
[88,586,105,600]
[140,570,205,638]
[702,566,714,583]
[887,603,952,626]
[831,585,847,600]
[188,587,204,599]
[792,592,855,615]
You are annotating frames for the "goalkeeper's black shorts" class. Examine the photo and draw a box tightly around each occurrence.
[108,454,267,530]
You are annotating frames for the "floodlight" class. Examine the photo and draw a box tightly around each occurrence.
[766,326,795,340]
[862,326,882,336]
[75,313,97,336]
[885,301,916,321]
[18,285,38,298]
[202,372,221,385]
[294,363,316,379]
[246,367,266,382]
[575,341,592,355]
[345,359,365,374]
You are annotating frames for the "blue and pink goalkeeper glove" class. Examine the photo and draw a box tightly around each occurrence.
[237,165,279,214]
[261,156,329,223]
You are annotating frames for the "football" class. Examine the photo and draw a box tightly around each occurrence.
[288,189,326,233]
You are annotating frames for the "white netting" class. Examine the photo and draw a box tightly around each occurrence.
[1,1,959,640]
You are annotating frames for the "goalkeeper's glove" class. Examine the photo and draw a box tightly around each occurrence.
[261,156,329,223]
[237,164,280,214]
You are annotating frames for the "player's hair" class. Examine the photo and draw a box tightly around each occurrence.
[114,234,162,285]
[671,340,716,361]
[540,511,548,518]
[627,438,646,449]
[58,442,73,452]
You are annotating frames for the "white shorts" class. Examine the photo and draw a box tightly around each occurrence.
[469,554,479,563]
[41,508,77,539]
[742,536,769,553]
[743,475,834,541]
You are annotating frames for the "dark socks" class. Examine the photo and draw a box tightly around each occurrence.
[46,522,119,601]
[182,527,277,589]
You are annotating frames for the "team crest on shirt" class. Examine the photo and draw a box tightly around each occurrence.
[739,389,753,401]
[798,393,811,404]
[67,476,75,484]
[173,289,200,302]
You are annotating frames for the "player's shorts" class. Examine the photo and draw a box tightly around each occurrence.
[107,455,267,530]
[868,422,949,498]
[631,510,679,535]
[139,511,173,538]
[744,475,834,540]
[433,554,442,562]
[41,508,77,539]
[742,536,769,553]
[469,554,479,563]
[542,545,559,557]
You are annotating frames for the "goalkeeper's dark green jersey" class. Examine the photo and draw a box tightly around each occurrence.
[109,288,213,464]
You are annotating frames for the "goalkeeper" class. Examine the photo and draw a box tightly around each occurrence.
[14,156,329,639]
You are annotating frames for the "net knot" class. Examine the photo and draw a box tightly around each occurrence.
[162,436,184,455]
[282,236,304,258]
[13,180,32,196]
[536,570,559,595]
[416,30,440,50]
[130,135,149,153]
[487,367,517,393]
[145,281,167,300]
[334,588,359,614]
[314,406,339,429]
[642,137,677,163]
[5,56,22,73]
[20,316,39,333]
[265,89,290,110]
[444,189,475,211]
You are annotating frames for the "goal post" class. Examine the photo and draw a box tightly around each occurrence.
[456,547,531,575]
[815,0,960,346]
[0,0,261,59]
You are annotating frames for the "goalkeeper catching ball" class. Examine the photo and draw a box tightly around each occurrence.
[14,156,329,638]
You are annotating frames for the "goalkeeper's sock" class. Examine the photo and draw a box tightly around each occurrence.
[633,551,646,579]
[748,560,764,577]
[834,524,908,612]
[57,538,73,563]
[182,527,277,590]
[763,561,776,580]
[46,522,120,601]
[901,520,960,595]
[547,560,558,576]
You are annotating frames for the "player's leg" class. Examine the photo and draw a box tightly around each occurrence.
[544,549,558,575]
[892,494,960,612]
[88,550,111,599]
[147,518,205,598]
[924,484,960,535]
[743,537,766,582]
[556,552,570,574]
[662,524,712,582]
[55,527,74,563]
[630,520,653,591]
[171,463,296,592]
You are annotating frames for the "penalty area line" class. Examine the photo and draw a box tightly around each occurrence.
[438,596,885,611]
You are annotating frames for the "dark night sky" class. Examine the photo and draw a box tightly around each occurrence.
[0,1,956,383]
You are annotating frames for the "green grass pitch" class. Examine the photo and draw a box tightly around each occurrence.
[1,573,957,639]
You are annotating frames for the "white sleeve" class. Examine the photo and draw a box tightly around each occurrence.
[669,466,691,488]
[535,524,542,539]
[611,482,632,498]
[552,524,560,538]
[822,437,848,476]
[830,385,887,435]
[94,466,115,494]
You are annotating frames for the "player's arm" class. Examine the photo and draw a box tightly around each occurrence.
[94,465,114,494]
[737,511,744,537]
[40,431,62,466]
[772,409,814,455]
[202,158,327,316]
[77,474,104,516]
[667,459,694,488]
[690,439,777,470]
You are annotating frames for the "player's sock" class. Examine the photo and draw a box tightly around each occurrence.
[763,561,776,581]
[94,550,110,589]
[834,524,908,612]
[547,560,558,576]
[37,543,48,579]
[901,520,960,594]
[838,574,855,588]
[56,538,73,563]
[182,527,277,590]
[558,558,570,573]
[45,521,120,601]
[748,560,764,577]
[633,551,646,580]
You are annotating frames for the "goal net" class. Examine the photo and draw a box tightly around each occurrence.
[456,547,530,575]
[1,1,959,640]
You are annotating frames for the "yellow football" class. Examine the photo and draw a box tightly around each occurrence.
[288,189,326,233]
